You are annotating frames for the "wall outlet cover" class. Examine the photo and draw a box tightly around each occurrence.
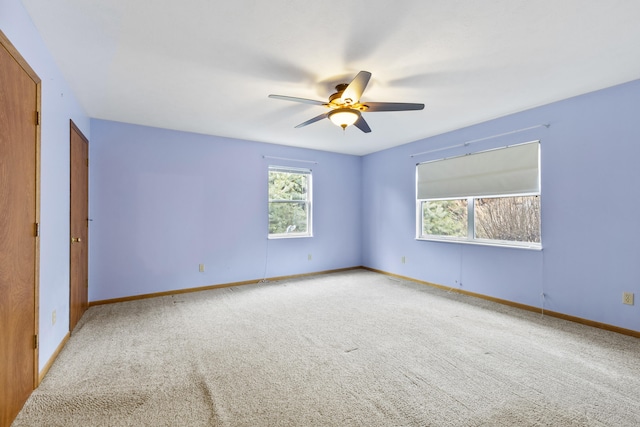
[623,292,634,305]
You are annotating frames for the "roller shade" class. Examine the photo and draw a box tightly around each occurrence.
[417,141,539,199]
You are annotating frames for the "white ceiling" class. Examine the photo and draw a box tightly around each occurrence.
[21,0,640,155]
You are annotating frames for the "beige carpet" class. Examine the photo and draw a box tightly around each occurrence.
[13,269,640,426]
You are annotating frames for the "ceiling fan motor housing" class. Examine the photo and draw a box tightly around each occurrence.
[329,84,350,104]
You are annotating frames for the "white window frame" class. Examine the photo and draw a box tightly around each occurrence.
[268,166,313,239]
[416,141,541,250]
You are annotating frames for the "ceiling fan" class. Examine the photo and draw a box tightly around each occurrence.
[268,71,424,133]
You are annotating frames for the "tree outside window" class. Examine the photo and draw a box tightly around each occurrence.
[420,195,540,245]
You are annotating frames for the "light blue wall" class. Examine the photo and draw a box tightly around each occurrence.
[1,0,90,371]
[362,79,640,332]
[4,0,640,378]
[88,120,362,301]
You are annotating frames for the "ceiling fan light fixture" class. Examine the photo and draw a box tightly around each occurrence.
[328,108,360,130]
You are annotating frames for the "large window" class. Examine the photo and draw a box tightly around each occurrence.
[417,141,541,248]
[268,166,312,238]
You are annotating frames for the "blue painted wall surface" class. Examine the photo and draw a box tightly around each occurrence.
[1,0,90,370]
[362,79,640,332]
[89,120,362,301]
[4,0,640,379]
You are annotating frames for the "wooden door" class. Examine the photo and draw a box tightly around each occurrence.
[69,121,89,332]
[0,31,40,427]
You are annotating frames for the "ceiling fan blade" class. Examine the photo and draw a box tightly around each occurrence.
[364,102,425,112]
[353,115,371,133]
[341,71,372,104]
[295,113,329,128]
[269,94,328,106]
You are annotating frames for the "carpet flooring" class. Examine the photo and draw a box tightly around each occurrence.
[13,269,640,426]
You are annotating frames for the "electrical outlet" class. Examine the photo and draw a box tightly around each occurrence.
[307,254,312,261]
[401,256,406,264]
[52,310,56,325]
[623,292,634,305]
[199,264,205,273]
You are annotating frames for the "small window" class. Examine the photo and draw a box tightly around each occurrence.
[417,141,541,248]
[268,166,312,238]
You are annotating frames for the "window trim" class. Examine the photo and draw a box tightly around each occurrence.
[268,166,313,239]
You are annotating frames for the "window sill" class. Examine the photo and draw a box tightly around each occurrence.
[268,233,313,240]
[416,236,542,251]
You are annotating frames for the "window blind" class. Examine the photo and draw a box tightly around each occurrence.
[417,141,539,200]
[268,166,311,175]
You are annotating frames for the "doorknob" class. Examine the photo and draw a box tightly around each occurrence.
[71,237,82,243]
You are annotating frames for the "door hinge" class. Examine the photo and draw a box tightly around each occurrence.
[34,334,38,349]
[86,158,89,167]
[35,222,40,237]
[35,111,41,126]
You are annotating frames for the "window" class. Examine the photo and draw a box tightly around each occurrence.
[421,199,468,237]
[417,141,540,248]
[474,196,540,243]
[268,166,312,238]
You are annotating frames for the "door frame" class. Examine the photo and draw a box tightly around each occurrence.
[0,29,41,388]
